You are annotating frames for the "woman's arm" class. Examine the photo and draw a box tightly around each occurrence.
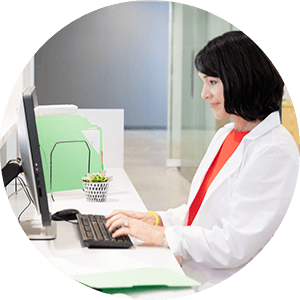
[165,141,299,268]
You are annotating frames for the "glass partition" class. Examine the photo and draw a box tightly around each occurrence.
[168,3,236,182]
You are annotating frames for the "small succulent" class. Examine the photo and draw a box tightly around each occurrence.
[82,170,112,183]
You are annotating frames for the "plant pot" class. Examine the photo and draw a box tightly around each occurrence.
[83,181,110,202]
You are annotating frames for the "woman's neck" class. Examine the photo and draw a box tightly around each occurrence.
[231,115,261,132]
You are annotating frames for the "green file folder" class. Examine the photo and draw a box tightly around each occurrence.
[72,268,201,291]
[36,115,103,193]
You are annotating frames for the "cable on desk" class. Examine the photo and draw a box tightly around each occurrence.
[15,176,34,223]
[8,185,28,199]
[9,175,79,225]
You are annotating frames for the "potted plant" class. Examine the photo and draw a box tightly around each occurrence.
[82,171,112,202]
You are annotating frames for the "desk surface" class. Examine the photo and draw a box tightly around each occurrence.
[8,168,195,299]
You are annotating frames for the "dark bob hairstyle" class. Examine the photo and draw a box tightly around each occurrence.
[195,31,284,121]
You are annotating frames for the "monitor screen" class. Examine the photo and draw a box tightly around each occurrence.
[17,86,52,227]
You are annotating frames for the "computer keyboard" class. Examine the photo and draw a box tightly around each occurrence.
[76,214,133,248]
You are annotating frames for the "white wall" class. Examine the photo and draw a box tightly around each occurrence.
[34,2,169,129]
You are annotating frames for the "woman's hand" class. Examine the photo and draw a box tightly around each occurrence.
[105,213,165,246]
[176,256,183,267]
[106,210,163,226]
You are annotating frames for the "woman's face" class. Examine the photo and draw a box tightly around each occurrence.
[198,72,231,120]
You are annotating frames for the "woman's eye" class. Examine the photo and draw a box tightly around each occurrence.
[210,80,217,85]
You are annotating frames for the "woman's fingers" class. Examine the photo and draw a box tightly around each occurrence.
[105,210,123,219]
[105,213,126,229]
[107,216,133,238]
[106,210,135,220]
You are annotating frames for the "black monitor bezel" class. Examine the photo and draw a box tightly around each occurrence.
[20,86,51,226]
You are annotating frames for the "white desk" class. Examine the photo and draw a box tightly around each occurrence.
[8,168,196,299]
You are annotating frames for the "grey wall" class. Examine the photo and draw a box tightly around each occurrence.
[35,2,169,128]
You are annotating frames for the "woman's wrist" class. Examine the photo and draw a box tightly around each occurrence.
[147,210,159,225]
[152,226,166,246]
[147,211,163,226]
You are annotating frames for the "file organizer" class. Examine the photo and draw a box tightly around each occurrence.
[36,114,103,193]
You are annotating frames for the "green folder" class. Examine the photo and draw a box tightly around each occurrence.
[36,114,103,193]
[72,268,201,291]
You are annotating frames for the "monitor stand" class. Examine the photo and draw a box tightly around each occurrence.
[20,219,57,240]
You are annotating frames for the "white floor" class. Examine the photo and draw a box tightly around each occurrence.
[124,130,191,211]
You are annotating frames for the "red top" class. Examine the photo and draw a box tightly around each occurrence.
[185,129,250,226]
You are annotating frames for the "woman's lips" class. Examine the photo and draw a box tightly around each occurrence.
[209,102,219,108]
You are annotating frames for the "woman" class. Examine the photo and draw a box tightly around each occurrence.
[106,31,299,289]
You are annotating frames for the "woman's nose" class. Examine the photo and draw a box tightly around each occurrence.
[201,86,209,100]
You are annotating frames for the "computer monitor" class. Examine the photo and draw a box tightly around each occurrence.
[16,86,56,240]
